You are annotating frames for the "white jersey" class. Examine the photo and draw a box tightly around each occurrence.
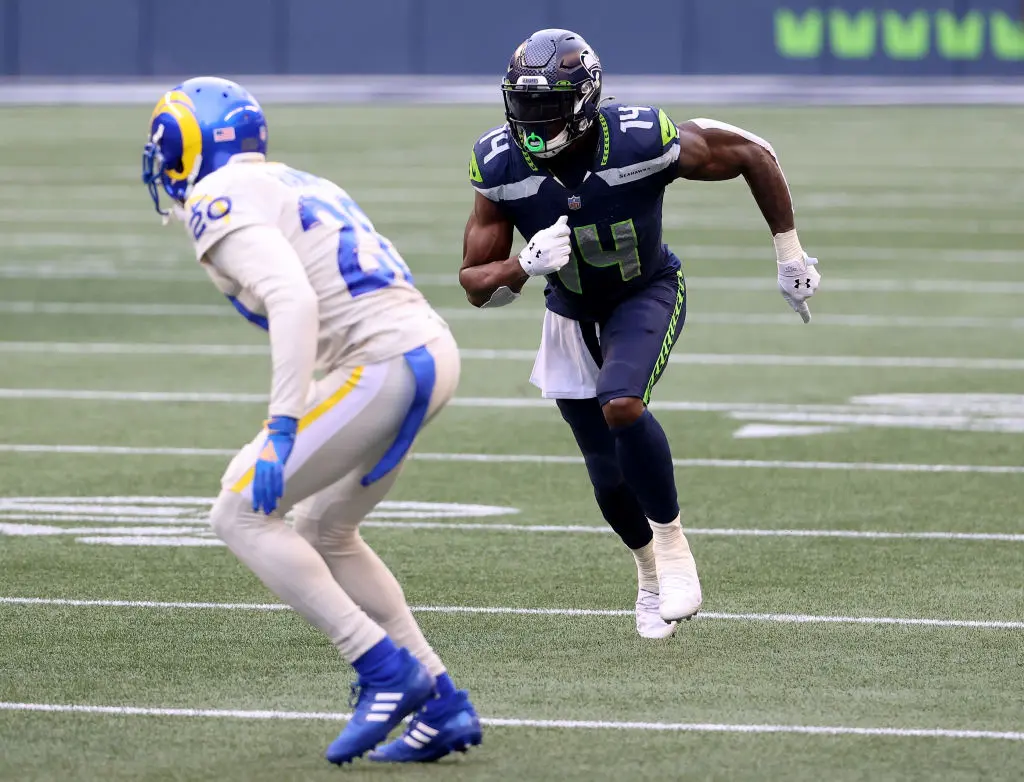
[183,157,448,418]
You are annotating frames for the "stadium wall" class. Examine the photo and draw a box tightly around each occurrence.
[1,1,1022,78]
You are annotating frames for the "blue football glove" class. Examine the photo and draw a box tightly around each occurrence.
[252,415,298,515]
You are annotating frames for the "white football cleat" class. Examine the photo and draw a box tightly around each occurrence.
[652,523,703,622]
[635,589,678,639]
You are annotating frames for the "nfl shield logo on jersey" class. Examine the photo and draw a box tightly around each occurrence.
[567,195,582,210]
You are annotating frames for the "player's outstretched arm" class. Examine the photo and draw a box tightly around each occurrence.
[460,192,572,309]
[674,119,821,323]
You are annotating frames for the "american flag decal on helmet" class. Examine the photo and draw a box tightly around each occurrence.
[213,127,236,142]
[567,195,582,210]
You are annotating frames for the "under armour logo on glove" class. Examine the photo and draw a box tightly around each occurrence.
[777,254,821,324]
[518,215,572,277]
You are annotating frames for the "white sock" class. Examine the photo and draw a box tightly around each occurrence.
[650,515,690,562]
[302,525,447,678]
[209,491,385,664]
[631,541,659,593]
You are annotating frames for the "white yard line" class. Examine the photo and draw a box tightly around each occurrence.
[0,444,237,456]
[1,443,1022,476]
[359,520,1024,542]
[439,310,1024,330]
[0,302,230,316]
[8,391,1024,419]
[1,596,1021,630]
[4,264,1024,294]
[459,350,1024,371]
[4,302,1024,330]
[0,343,267,357]
[0,388,268,402]
[0,700,1020,740]
[425,275,1024,294]
[0,266,197,282]
[3,344,1023,370]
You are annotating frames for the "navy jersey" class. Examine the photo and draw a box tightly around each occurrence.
[470,104,682,322]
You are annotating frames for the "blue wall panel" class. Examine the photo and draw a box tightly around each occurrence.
[961,0,1024,74]
[287,0,417,74]
[19,0,141,76]
[693,0,823,75]
[573,0,687,74]
[4,1,1022,78]
[420,0,552,75]
[149,0,278,77]
[0,0,14,76]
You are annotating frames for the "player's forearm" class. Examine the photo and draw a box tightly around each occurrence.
[208,225,319,419]
[459,257,529,308]
[741,146,796,236]
[264,287,318,419]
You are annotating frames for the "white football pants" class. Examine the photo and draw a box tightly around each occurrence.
[209,331,460,671]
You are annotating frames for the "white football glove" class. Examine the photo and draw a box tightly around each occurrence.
[518,215,571,277]
[777,253,821,324]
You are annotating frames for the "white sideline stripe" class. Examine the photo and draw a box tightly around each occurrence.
[3,343,1024,370]
[1,597,1021,630]
[1,443,1022,476]
[0,702,1020,741]
[6,302,1024,331]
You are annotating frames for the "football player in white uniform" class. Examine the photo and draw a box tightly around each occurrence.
[142,77,481,765]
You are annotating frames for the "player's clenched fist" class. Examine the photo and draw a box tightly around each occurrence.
[518,215,572,276]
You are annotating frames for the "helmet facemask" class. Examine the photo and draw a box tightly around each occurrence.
[502,83,583,158]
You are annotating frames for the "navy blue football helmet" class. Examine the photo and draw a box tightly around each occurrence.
[502,29,602,158]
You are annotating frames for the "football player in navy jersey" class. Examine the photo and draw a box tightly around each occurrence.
[460,29,821,639]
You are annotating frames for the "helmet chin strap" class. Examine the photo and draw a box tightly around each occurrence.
[526,116,592,159]
[531,127,571,158]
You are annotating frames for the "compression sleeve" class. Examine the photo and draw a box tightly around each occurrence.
[206,225,319,420]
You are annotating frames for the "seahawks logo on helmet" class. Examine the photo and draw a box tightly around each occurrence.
[501,29,603,159]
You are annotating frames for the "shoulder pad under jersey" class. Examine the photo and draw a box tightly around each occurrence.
[184,165,275,261]
[596,104,681,187]
[469,124,544,203]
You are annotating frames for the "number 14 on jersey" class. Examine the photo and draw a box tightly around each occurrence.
[557,218,641,294]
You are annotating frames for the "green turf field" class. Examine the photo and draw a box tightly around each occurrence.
[0,103,1022,782]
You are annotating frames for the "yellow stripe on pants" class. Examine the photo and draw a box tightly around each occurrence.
[230,366,365,493]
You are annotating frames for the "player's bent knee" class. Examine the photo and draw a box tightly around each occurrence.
[209,490,247,541]
[602,397,646,429]
[294,515,361,554]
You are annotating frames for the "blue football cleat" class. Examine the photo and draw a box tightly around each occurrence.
[368,689,482,763]
[325,648,434,765]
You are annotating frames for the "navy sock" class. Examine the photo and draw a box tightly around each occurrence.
[612,410,680,524]
[434,672,456,699]
[556,398,653,547]
[594,483,653,549]
[352,637,401,681]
